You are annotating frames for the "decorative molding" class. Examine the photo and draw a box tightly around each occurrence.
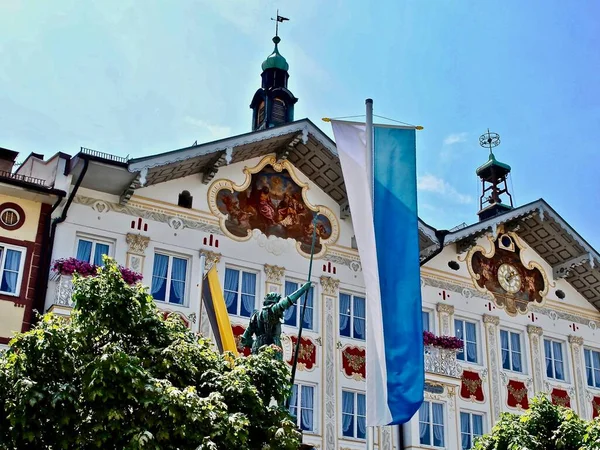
[569,335,584,345]
[264,264,285,284]
[200,250,221,271]
[125,233,150,255]
[320,276,340,296]
[436,303,455,314]
[569,335,586,415]
[323,293,336,450]
[528,328,544,393]
[527,325,543,336]
[381,426,392,450]
[423,275,485,301]
[483,314,500,326]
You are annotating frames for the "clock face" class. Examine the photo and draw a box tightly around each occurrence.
[497,263,522,294]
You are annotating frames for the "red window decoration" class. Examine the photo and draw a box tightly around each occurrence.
[341,345,366,380]
[507,380,529,409]
[232,325,252,357]
[460,370,484,402]
[592,396,600,419]
[550,388,571,408]
[286,336,316,370]
[0,202,25,231]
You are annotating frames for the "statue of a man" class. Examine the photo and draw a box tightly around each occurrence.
[241,282,311,358]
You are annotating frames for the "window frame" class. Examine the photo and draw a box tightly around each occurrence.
[283,278,316,330]
[339,291,366,341]
[0,243,26,296]
[419,400,446,448]
[455,318,480,364]
[422,309,433,333]
[544,337,567,381]
[289,383,317,433]
[341,389,366,440]
[75,235,114,265]
[500,329,524,373]
[584,347,600,389]
[460,410,485,450]
[151,251,190,306]
[224,266,259,317]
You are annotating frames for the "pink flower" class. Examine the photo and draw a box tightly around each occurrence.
[423,331,463,350]
[51,258,143,285]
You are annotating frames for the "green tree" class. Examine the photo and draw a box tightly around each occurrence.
[0,258,301,449]
[473,394,600,450]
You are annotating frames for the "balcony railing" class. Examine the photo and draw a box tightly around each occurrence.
[80,147,129,164]
[0,170,48,186]
[424,346,461,378]
[54,274,75,307]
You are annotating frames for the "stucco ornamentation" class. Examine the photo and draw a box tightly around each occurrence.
[125,233,150,255]
[264,264,285,284]
[320,276,340,296]
[200,250,221,271]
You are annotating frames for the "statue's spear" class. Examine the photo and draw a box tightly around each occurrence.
[286,212,319,408]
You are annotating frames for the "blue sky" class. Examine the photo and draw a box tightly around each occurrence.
[1,1,599,247]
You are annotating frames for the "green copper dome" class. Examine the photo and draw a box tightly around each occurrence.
[476,152,511,177]
[261,36,289,72]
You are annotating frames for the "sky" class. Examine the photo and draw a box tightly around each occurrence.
[1,0,599,247]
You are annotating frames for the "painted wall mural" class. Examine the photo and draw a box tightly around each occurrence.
[208,155,339,258]
[465,231,550,316]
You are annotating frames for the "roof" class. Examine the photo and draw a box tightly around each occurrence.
[0,170,66,203]
[444,199,600,311]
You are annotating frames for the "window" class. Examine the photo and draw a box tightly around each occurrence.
[283,280,315,330]
[419,401,445,447]
[341,391,366,439]
[544,339,566,381]
[460,412,484,449]
[76,237,111,266]
[423,310,431,332]
[455,319,478,363]
[584,348,600,388]
[500,330,523,372]
[178,190,193,209]
[272,98,287,125]
[151,253,188,305]
[339,293,366,340]
[224,267,257,317]
[0,208,19,227]
[0,245,24,295]
[289,384,315,432]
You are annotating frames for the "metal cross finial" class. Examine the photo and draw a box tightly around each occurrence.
[271,9,289,37]
[479,128,501,156]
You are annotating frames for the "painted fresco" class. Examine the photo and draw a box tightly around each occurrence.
[470,236,546,315]
[215,166,332,254]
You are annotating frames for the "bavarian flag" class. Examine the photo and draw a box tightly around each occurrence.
[331,120,424,426]
[202,265,237,354]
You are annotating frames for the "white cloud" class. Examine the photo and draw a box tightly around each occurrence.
[417,174,473,205]
[184,116,231,140]
[443,132,468,146]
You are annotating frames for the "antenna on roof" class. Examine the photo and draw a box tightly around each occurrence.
[193,140,198,146]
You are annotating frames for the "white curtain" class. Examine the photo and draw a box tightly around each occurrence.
[500,330,510,370]
[339,294,351,336]
[419,402,430,445]
[585,349,594,386]
[302,287,314,330]
[592,351,600,387]
[94,243,109,266]
[301,385,314,431]
[511,332,522,372]
[170,257,187,304]
[284,281,297,325]
[460,412,470,450]
[455,320,465,361]
[342,391,354,437]
[472,414,483,440]
[151,254,169,300]
[544,339,553,378]
[288,384,298,419]
[422,311,430,332]
[241,272,256,317]
[1,249,21,294]
[432,403,444,447]
[224,268,238,313]
[353,296,366,340]
[553,341,564,380]
[356,393,366,439]
[76,239,92,262]
[466,322,477,362]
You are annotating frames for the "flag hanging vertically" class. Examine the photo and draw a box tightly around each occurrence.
[202,265,237,354]
[331,120,424,426]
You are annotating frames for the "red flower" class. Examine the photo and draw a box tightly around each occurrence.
[423,331,463,350]
[52,258,143,285]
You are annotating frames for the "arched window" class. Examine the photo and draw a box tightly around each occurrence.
[178,190,193,209]
[272,98,287,125]
[256,101,266,129]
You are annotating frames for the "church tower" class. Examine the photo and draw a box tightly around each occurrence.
[250,19,298,131]
[476,130,514,221]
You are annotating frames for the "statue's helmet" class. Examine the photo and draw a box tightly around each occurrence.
[263,292,281,306]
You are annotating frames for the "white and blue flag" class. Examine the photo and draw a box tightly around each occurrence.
[331,120,424,426]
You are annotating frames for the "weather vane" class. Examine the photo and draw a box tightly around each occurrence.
[479,128,501,156]
[271,9,289,37]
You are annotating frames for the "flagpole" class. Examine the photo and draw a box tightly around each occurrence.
[365,98,375,450]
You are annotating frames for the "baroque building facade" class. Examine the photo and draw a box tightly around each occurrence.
[3,34,600,450]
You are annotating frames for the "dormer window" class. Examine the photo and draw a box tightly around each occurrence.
[272,98,287,125]
[178,190,193,209]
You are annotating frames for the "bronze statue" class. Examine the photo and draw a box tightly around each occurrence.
[241,282,311,358]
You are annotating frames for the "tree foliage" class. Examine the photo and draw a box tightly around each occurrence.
[474,395,600,450]
[0,258,301,449]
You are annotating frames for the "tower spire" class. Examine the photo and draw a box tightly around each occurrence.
[271,10,289,37]
[476,129,514,221]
